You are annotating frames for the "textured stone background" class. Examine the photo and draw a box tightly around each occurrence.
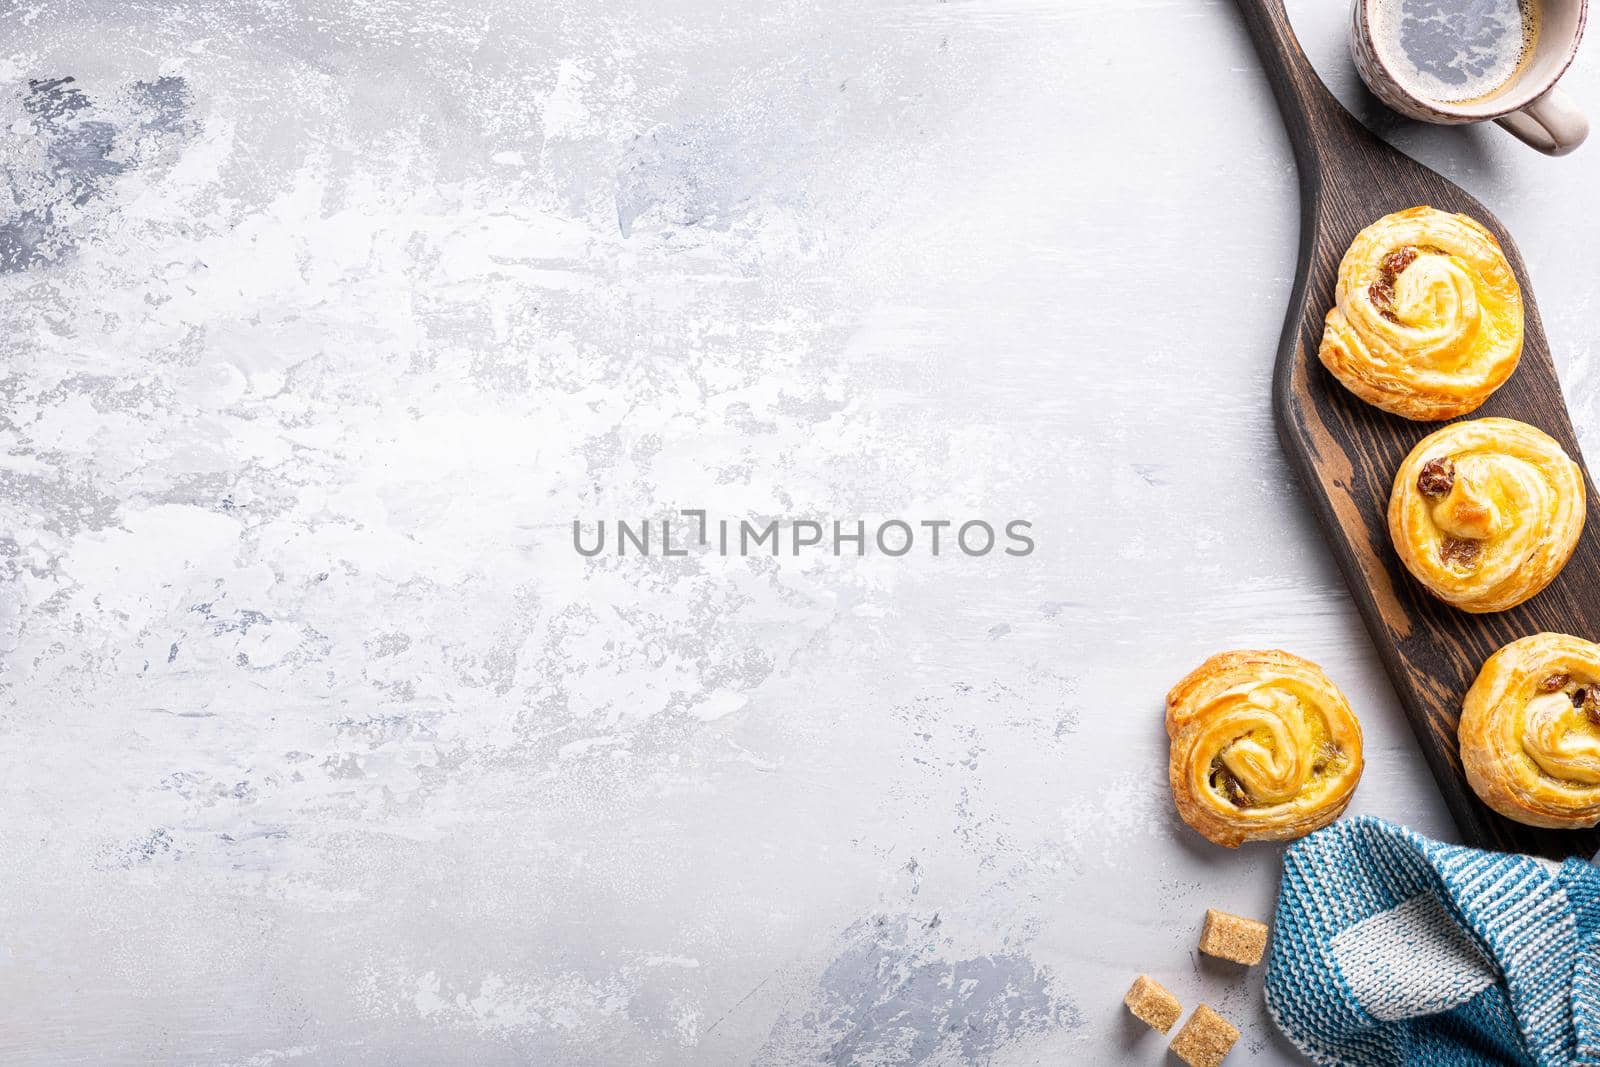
[3,0,1598,1063]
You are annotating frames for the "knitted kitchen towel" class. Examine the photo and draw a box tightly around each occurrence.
[1265,816,1600,1067]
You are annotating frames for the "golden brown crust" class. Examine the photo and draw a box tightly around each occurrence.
[1461,633,1600,829]
[1388,417,1585,614]
[1166,650,1364,848]
[1318,206,1522,421]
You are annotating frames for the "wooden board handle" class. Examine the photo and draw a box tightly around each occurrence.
[1232,0,1367,186]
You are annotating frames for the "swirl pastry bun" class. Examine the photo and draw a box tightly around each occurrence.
[1461,633,1600,829]
[1319,206,1523,420]
[1388,418,1585,614]
[1167,650,1364,848]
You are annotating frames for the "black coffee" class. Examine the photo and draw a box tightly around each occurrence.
[1373,0,1539,103]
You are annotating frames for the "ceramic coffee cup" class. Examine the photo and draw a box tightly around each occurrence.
[1352,0,1589,156]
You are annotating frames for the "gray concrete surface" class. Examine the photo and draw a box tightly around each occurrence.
[3,0,1598,1062]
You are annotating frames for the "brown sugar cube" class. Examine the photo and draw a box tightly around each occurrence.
[1122,973,1181,1033]
[1169,1004,1240,1067]
[1198,908,1269,966]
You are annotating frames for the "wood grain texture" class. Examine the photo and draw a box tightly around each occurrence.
[1236,0,1600,859]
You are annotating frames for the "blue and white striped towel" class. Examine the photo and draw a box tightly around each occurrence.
[1266,816,1600,1066]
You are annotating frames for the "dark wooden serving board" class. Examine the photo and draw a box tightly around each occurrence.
[1236,0,1600,859]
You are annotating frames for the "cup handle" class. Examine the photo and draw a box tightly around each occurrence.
[1495,86,1589,156]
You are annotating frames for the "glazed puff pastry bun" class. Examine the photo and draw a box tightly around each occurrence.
[1167,650,1363,848]
[1319,206,1523,420]
[1461,634,1600,829]
[1388,418,1584,614]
